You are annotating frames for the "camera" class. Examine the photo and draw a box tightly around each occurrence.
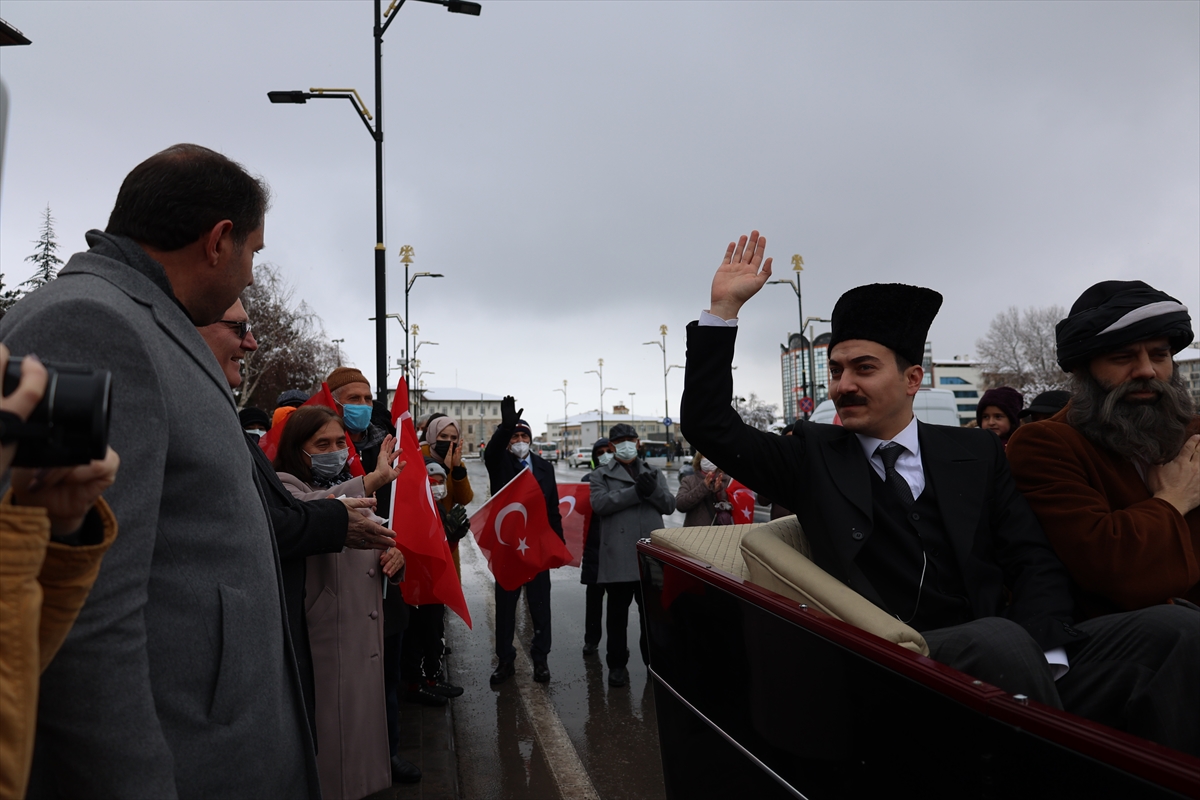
[1,358,112,467]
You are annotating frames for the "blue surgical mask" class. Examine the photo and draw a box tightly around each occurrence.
[597,452,614,466]
[614,441,638,462]
[307,447,349,478]
[342,403,372,433]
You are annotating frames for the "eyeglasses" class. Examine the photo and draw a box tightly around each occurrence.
[219,319,253,339]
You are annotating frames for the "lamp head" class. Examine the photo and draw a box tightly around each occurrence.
[268,90,310,104]
[447,0,482,14]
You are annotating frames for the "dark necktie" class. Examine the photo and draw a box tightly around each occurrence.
[876,443,915,507]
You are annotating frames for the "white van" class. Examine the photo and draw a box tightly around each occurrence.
[808,388,961,427]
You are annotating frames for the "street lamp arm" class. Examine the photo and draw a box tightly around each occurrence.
[310,88,373,120]
[768,279,799,297]
[269,89,380,141]
[380,0,407,33]
[407,271,444,292]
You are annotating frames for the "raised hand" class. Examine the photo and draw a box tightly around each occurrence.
[709,230,773,321]
[365,434,405,495]
[501,395,524,428]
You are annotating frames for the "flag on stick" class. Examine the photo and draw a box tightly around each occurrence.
[556,483,592,568]
[471,468,573,591]
[728,478,757,525]
[387,379,471,627]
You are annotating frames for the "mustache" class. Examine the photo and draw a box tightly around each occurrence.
[835,394,868,408]
[1106,378,1166,405]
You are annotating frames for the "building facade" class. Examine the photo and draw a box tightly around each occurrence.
[931,358,984,426]
[388,387,505,454]
[545,405,688,455]
[1177,349,1200,408]
[780,332,832,423]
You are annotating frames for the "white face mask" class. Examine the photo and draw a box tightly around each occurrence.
[700,458,717,473]
[614,440,638,462]
[244,429,264,440]
[597,452,614,466]
[430,484,447,501]
[510,441,531,459]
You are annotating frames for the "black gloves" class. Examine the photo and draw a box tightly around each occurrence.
[635,471,658,498]
[500,395,524,428]
[444,504,471,543]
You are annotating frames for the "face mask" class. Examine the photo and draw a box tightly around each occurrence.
[614,441,638,462]
[510,441,531,459]
[700,458,717,473]
[341,403,372,433]
[432,440,452,459]
[430,484,447,501]
[307,447,349,478]
[597,452,614,466]
[244,429,264,440]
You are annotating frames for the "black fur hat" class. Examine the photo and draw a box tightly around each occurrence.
[828,283,943,366]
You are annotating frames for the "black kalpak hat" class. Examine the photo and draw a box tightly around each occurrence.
[1019,390,1071,418]
[828,283,943,366]
[1056,280,1193,372]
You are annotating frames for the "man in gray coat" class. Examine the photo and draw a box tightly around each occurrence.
[0,144,319,798]
[589,423,675,687]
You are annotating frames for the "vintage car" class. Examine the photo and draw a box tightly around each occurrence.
[637,519,1200,799]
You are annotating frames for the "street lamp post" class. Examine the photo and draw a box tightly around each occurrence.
[768,254,808,419]
[553,380,575,451]
[331,338,345,366]
[584,359,617,435]
[267,0,478,404]
[399,245,444,384]
[643,325,684,461]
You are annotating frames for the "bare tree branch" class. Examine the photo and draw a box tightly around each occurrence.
[976,304,1070,397]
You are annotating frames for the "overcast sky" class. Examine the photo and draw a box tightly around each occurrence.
[1,1,1196,435]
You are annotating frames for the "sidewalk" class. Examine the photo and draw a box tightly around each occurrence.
[367,658,460,800]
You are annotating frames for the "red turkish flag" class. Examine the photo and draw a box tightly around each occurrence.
[387,379,471,628]
[471,468,573,591]
[727,478,757,525]
[556,483,592,568]
[257,383,366,478]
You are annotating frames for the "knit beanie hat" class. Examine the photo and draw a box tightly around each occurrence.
[326,367,371,394]
[976,387,1023,431]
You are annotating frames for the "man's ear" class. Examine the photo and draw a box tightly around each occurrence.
[905,364,924,397]
[203,220,236,266]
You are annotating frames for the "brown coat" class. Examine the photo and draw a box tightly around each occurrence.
[279,473,390,800]
[1007,411,1200,619]
[0,493,116,800]
[675,473,732,527]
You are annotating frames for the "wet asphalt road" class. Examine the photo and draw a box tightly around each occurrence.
[444,457,701,800]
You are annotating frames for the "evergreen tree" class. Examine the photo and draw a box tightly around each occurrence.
[20,205,64,292]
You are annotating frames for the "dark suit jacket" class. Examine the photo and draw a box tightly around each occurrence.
[245,434,347,737]
[680,323,1081,651]
[485,421,564,539]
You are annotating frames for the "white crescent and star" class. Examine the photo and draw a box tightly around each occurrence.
[733,489,756,521]
[558,495,577,518]
[494,502,528,547]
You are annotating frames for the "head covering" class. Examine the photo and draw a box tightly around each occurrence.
[1056,280,1193,372]
[591,437,610,458]
[426,415,459,444]
[272,405,298,430]
[275,389,309,409]
[828,284,943,366]
[513,419,532,438]
[325,366,371,394]
[608,422,637,441]
[424,457,447,479]
[976,387,1023,430]
[239,407,271,430]
[1019,390,1071,419]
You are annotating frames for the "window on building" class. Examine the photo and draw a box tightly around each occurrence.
[454,405,461,416]
[952,390,978,398]
[467,406,473,416]
[468,424,474,434]
[957,403,977,412]
[940,376,968,385]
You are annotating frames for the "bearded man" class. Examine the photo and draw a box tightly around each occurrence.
[1008,281,1199,620]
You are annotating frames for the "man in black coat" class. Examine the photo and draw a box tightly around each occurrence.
[679,230,1198,754]
[484,395,564,685]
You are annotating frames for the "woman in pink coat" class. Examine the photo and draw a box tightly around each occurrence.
[274,405,405,800]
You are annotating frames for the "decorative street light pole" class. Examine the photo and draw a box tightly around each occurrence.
[769,254,808,419]
[331,338,345,366]
[553,380,575,450]
[643,325,684,461]
[584,359,617,436]
[267,0,479,404]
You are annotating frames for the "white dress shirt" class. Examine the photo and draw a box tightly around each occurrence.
[697,310,1069,679]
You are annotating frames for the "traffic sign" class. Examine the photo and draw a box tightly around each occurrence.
[662,417,673,427]
[799,397,815,414]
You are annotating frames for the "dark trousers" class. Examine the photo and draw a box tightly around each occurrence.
[495,570,551,666]
[585,584,607,646]
[384,630,405,757]
[924,605,1200,756]
[400,604,446,683]
[604,580,649,670]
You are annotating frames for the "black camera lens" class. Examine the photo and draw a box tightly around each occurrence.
[2,358,112,468]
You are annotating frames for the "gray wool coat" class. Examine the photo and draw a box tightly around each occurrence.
[589,458,675,583]
[0,232,318,799]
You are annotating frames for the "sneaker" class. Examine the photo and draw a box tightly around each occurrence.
[427,679,464,698]
[405,683,448,706]
[391,755,422,784]
[608,667,629,688]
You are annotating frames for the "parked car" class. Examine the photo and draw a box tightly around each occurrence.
[535,441,560,462]
[567,448,593,468]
